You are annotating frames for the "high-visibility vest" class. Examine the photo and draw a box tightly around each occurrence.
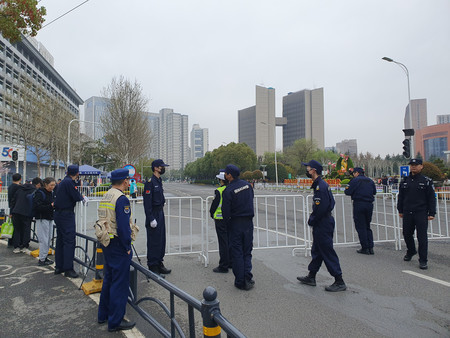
[98,187,133,238]
[213,185,226,220]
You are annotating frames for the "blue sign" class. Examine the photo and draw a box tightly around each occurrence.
[400,166,410,177]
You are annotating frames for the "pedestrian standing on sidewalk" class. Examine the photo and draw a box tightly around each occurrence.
[10,177,42,254]
[34,177,56,266]
[7,173,22,248]
[209,169,231,273]
[297,160,346,292]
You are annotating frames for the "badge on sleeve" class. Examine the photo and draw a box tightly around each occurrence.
[124,205,131,214]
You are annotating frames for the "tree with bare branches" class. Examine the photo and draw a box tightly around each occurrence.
[101,76,151,165]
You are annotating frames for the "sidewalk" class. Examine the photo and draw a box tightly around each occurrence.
[0,239,132,337]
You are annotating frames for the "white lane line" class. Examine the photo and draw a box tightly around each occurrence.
[402,270,450,287]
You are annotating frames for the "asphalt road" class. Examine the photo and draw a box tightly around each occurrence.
[11,182,447,337]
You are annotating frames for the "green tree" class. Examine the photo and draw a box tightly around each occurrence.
[252,170,263,180]
[266,162,289,182]
[0,0,46,42]
[284,139,318,174]
[422,162,444,181]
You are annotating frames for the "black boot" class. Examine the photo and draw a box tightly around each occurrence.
[159,262,171,274]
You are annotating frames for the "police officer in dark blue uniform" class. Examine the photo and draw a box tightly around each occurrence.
[143,159,171,275]
[54,165,84,278]
[297,160,346,292]
[345,167,377,255]
[397,158,436,270]
[222,164,255,291]
[98,169,136,332]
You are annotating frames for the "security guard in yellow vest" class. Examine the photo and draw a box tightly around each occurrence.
[209,170,231,273]
[97,169,137,332]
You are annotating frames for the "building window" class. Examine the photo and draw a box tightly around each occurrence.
[424,137,448,160]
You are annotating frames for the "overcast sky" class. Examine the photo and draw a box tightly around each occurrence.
[36,0,450,157]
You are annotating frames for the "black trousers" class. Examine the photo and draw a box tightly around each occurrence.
[12,214,31,249]
[214,219,231,269]
[353,201,374,249]
[402,211,428,263]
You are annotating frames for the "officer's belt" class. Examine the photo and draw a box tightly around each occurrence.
[55,208,74,213]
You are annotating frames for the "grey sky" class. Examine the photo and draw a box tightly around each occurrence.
[36,0,450,157]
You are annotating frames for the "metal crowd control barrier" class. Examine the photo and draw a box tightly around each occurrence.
[74,191,450,266]
[129,260,245,337]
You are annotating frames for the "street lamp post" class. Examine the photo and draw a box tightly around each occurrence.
[67,119,101,165]
[382,57,415,157]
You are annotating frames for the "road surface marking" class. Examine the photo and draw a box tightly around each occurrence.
[403,270,450,287]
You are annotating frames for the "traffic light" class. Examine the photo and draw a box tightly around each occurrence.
[11,150,18,161]
[402,139,411,158]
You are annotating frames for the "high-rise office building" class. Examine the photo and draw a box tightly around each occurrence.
[238,85,275,157]
[146,112,160,159]
[336,139,358,156]
[151,108,190,170]
[437,114,450,125]
[405,98,427,130]
[84,96,109,140]
[282,88,324,150]
[190,124,208,161]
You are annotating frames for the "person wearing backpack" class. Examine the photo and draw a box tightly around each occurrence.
[10,177,43,254]
[34,177,56,266]
[297,160,346,292]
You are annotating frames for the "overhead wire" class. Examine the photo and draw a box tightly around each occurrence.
[41,0,91,29]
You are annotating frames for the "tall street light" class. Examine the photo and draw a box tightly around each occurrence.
[382,56,415,157]
[67,119,101,164]
[260,121,278,186]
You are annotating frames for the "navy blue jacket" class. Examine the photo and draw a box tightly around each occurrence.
[344,175,376,203]
[397,173,436,216]
[34,188,55,220]
[115,195,132,252]
[11,183,36,217]
[54,176,83,211]
[143,175,165,225]
[222,178,254,222]
[308,177,335,227]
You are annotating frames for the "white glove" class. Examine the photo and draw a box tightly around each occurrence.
[83,196,89,203]
[150,220,157,228]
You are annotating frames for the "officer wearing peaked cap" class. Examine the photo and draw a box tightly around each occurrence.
[98,168,137,332]
[97,169,138,330]
[222,164,255,290]
[397,158,436,270]
[54,164,83,278]
[345,167,377,255]
[143,159,171,275]
[297,160,346,292]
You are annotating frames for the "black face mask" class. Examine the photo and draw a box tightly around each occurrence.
[160,167,166,175]
[306,170,312,178]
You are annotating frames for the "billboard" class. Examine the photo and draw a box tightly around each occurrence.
[0,145,25,161]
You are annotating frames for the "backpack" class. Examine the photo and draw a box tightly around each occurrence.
[26,189,46,218]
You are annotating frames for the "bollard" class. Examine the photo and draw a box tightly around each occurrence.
[81,245,104,295]
[201,286,221,338]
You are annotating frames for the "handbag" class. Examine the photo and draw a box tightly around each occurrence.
[0,217,14,239]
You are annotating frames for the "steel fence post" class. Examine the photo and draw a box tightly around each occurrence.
[129,265,137,302]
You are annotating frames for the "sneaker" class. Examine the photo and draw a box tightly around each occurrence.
[419,262,428,270]
[148,265,165,278]
[297,275,316,286]
[38,258,54,266]
[325,281,347,292]
[21,248,31,254]
[44,258,54,265]
[13,248,21,254]
[369,248,374,255]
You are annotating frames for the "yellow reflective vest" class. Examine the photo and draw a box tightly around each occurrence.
[213,185,226,220]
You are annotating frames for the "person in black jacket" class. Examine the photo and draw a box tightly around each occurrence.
[34,177,56,266]
[7,173,21,248]
[11,177,42,253]
[397,158,436,270]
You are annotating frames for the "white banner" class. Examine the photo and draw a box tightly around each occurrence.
[0,145,25,161]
